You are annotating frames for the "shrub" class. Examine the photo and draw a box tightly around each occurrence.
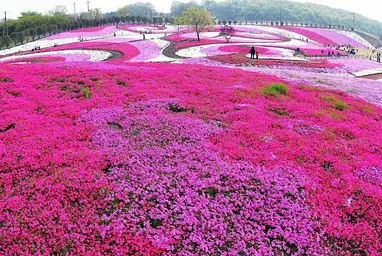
[261,83,288,96]
[82,87,91,99]
[322,95,348,111]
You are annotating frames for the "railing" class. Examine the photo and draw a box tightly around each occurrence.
[218,20,354,32]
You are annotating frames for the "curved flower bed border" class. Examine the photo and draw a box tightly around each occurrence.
[21,42,140,64]
[208,52,341,68]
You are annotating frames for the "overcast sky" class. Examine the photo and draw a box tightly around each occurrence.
[1,0,382,22]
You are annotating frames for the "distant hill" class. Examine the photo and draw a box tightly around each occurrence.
[172,0,382,36]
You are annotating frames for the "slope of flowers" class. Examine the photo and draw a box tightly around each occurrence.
[120,25,184,34]
[28,41,140,63]
[336,30,375,49]
[251,26,317,43]
[0,61,381,254]
[281,27,338,46]
[328,58,382,73]
[302,28,367,48]
[41,26,120,40]
[207,52,340,69]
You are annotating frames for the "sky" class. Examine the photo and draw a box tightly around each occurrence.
[0,0,382,22]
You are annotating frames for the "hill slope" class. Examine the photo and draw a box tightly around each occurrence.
[172,0,382,36]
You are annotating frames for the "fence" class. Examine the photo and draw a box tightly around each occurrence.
[217,20,354,32]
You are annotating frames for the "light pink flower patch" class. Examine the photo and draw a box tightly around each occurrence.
[41,26,120,40]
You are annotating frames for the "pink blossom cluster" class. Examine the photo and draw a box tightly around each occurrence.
[129,41,162,62]
[0,56,381,255]
[218,45,283,56]
[31,41,141,63]
[281,27,338,46]
[302,28,367,48]
[41,26,120,40]
[328,58,382,73]
[81,102,327,254]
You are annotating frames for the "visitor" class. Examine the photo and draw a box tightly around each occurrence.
[256,51,259,59]
[250,46,256,59]
[143,33,146,40]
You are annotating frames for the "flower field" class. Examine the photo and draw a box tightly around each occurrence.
[0,24,381,255]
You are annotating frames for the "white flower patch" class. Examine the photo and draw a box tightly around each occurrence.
[0,50,112,63]
[336,30,375,49]
[353,68,382,77]
[236,32,280,39]
[244,54,308,61]
[266,39,322,48]
[274,48,296,57]
[147,55,178,63]
[230,37,281,43]
[182,32,220,39]
[152,39,170,49]
[176,46,207,58]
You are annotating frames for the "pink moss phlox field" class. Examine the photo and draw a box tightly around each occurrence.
[81,102,327,255]
[34,41,141,63]
[218,45,282,56]
[328,58,382,73]
[281,27,338,46]
[41,26,120,40]
[302,28,367,48]
[120,24,184,34]
[129,41,162,62]
[0,61,381,254]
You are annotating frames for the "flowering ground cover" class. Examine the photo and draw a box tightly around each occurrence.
[281,27,338,46]
[329,58,382,73]
[41,26,120,40]
[0,58,381,255]
[120,25,184,34]
[208,52,340,68]
[0,23,381,255]
[24,41,140,63]
[302,28,367,48]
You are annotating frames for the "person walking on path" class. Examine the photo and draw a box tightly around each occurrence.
[256,51,259,59]
[250,46,256,59]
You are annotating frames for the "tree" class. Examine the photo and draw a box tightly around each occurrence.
[220,24,234,43]
[181,7,214,41]
[18,31,26,44]
[128,2,155,17]
[173,16,186,32]
[49,5,68,16]
[10,32,19,46]
[30,28,37,41]
[117,6,129,17]
[2,35,11,48]
[89,8,103,20]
